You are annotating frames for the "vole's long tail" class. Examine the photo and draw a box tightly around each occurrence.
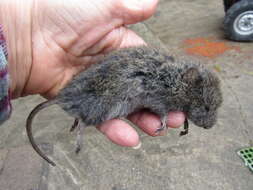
[26,99,57,167]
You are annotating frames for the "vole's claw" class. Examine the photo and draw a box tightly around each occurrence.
[155,116,167,134]
[180,119,189,136]
[75,145,81,154]
[70,118,79,132]
[75,122,85,154]
[155,125,165,133]
[180,130,188,136]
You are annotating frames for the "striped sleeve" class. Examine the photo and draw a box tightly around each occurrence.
[0,25,11,125]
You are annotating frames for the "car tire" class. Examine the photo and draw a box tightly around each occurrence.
[224,0,253,41]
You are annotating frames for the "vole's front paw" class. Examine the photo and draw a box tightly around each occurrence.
[70,118,79,132]
[180,119,189,136]
[155,116,167,134]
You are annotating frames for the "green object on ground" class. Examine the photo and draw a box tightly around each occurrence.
[237,147,253,173]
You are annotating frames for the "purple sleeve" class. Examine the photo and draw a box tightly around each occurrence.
[0,24,12,125]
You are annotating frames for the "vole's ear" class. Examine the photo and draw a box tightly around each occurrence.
[183,67,203,86]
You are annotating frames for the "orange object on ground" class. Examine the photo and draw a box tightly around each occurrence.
[184,37,240,58]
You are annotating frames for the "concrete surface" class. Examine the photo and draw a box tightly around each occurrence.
[0,145,50,190]
[1,0,253,189]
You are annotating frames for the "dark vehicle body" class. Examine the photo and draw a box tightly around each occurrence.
[223,0,241,11]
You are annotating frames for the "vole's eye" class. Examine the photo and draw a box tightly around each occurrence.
[205,106,210,112]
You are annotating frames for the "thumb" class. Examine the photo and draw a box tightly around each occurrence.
[114,0,158,25]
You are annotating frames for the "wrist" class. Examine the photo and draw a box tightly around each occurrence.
[0,0,33,98]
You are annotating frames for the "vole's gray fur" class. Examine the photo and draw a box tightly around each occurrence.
[26,46,222,166]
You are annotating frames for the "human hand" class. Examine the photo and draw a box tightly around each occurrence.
[0,0,185,147]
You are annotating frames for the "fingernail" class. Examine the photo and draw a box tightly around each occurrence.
[123,0,155,10]
[132,142,142,149]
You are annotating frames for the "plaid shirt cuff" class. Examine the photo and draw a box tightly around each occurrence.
[0,24,11,125]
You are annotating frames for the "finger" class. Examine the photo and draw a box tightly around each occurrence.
[118,28,147,48]
[128,111,185,136]
[80,27,146,56]
[114,0,158,24]
[97,119,140,147]
[167,111,186,128]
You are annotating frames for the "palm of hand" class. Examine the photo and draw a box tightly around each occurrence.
[25,0,146,97]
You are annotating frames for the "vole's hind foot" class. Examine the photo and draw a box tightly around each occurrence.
[180,119,189,136]
[75,122,85,154]
[70,118,79,132]
[75,144,81,154]
[155,116,167,134]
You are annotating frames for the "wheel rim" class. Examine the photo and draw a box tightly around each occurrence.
[234,11,253,35]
